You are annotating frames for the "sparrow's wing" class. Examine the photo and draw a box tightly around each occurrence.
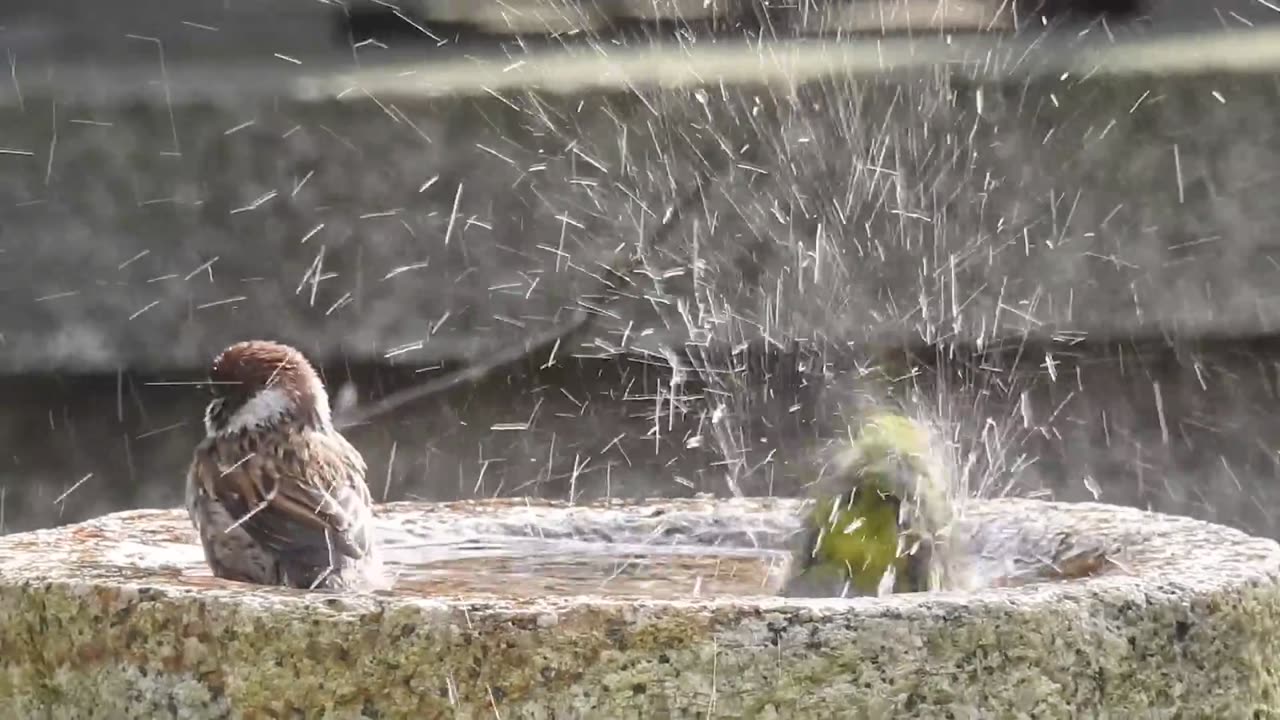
[203,431,374,570]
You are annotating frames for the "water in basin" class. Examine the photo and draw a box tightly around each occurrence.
[380,536,789,598]
[90,499,1115,597]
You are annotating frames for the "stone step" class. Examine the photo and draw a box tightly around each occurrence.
[349,0,1017,36]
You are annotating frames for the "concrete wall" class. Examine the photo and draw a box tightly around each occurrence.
[4,6,1280,545]
[3,67,1280,373]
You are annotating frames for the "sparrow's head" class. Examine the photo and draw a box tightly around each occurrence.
[203,340,331,437]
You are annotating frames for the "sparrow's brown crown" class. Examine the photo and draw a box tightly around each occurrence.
[205,340,330,435]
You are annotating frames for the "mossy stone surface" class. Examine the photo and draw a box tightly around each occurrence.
[1,497,1278,718]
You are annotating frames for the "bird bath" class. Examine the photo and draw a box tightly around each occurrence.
[1,497,1278,718]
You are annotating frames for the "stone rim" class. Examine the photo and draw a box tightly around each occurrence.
[1,497,1276,615]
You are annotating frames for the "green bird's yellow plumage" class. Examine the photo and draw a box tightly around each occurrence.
[782,412,959,598]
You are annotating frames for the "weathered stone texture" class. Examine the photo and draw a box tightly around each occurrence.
[1,498,1278,717]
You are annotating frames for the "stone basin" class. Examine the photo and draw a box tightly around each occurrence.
[1,497,1278,718]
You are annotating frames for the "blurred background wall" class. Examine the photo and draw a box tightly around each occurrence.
[3,0,1280,540]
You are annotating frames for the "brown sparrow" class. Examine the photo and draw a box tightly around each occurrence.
[186,340,381,590]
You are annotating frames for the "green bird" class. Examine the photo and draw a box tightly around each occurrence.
[781,412,960,598]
